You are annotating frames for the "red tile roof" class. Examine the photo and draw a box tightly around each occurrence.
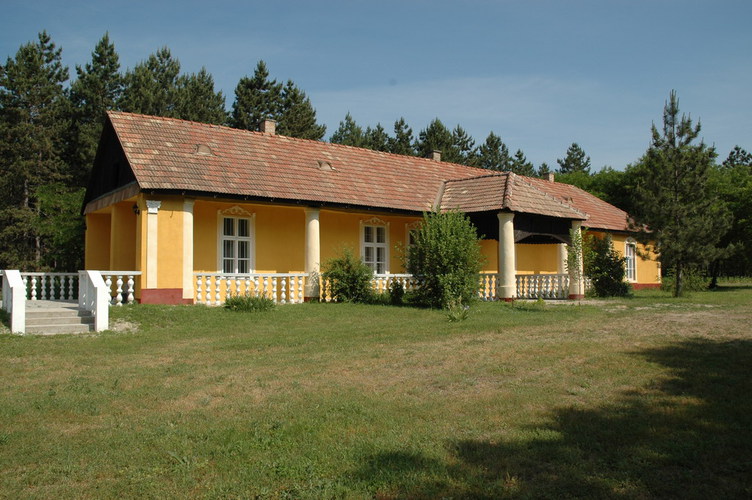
[440,173,586,220]
[103,111,630,230]
[526,176,630,231]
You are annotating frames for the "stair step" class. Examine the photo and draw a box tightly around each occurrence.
[26,316,94,327]
[25,323,94,335]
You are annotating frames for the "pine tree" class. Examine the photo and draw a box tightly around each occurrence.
[68,33,122,186]
[120,47,181,117]
[451,125,477,165]
[329,112,365,147]
[631,90,731,296]
[276,80,326,140]
[476,132,512,171]
[229,60,282,131]
[722,145,752,168]
[364,123,390,152]
[389,117,415,156]
[510,149,536,176]
[537,162,551,178]
[416,118,455,160]
[175,68,227,124]
[0,31,71,269]
[557,142,591,174]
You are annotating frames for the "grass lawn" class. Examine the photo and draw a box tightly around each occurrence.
[1,286,751,498]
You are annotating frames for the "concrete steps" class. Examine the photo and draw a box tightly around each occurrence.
[24,302,94,335]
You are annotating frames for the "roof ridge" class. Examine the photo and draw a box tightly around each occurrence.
[515,175,589,219]
[106,110,496,174]
[444,172,507,184]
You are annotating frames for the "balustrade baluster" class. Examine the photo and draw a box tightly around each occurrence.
[280,277,287,304]
[245,276,251,296]
[196,275,203,304]
[30,276,37,300]
[115,276,124,306]
[272,277,278,304]
[214,276,221,305]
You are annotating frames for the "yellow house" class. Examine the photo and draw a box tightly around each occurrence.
[83,112,660,304]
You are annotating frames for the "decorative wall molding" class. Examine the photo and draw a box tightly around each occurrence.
[218,205,254,218]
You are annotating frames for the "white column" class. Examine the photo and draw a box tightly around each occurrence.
[497,212,516,301]
[145,200,161,289]
[568,220,585,299]
[304,208,321,300]
[182,199,195,302]
[557,243,568,274]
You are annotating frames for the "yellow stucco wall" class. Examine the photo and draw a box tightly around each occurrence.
[155,198,185,289]
[85,212,111,270]
[109,202,137,271]
[603,232,661,285]
[515,243,559,274]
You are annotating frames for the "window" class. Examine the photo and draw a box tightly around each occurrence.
[220,216,253,273]
[362,222,388,274]
[625,240,637,281]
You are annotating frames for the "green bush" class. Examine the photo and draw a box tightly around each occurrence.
[224,294,276,312]
[388,281,405,306]
[583,234,632,297]
[661,267,709,293]
[405,211,484,309]
[322,248,374,303]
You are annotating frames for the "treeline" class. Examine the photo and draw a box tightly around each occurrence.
[1,31,751,280]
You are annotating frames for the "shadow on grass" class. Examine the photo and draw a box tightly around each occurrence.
[356,339,752,498]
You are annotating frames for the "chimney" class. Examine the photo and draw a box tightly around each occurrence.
[260,119,276,135]
[431,150,441,161]
[547,173,555,183]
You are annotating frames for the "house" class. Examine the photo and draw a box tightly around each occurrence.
[82,111,660,304]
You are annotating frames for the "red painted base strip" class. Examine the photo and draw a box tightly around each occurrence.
[139,289,192,305]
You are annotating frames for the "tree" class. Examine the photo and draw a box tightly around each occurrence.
[119,47,181,117]
[329,112,365,147]
[68,32,122,187]
[276,80,326,140]
[476,132,512,171]
[175,68,227,124]
[722,145,752,168]
[557,142,591,174]
[510,149,536,176]
[389,117,415,156]
[415,118,455,161]
[0,31,71,269]
[710,146,752,279]
[229,60,282,131]
[630,90,731,296]
[405,211,483,309]
[363,123,390,152]
[583,233,631,297]
[451,125,477,165]
[537,162,551,178]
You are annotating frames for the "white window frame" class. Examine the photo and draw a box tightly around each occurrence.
[625,238,637,282]
[217,207,255,274]
[361,217,390,274]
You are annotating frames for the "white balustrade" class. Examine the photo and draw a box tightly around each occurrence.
[99,271,141,306]
[515,273,570,299]
[193,273,309,305]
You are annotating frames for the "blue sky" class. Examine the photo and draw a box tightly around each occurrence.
[2,0,751,170]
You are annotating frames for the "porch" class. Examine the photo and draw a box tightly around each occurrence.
[2,270,581,334]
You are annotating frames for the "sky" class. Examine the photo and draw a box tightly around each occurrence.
[2,0,751,170]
